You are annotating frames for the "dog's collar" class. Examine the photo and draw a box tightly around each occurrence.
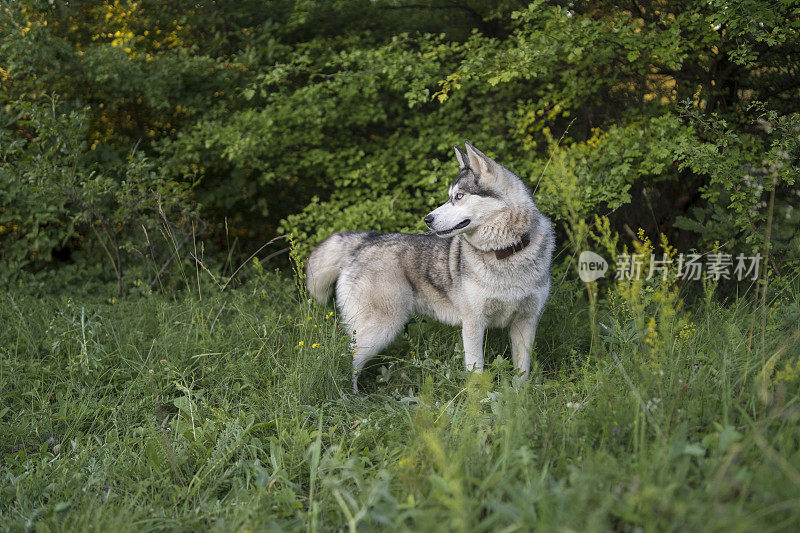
[494,234,531,260]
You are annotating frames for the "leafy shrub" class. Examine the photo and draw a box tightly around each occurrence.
[1,0,799,288]
[0,99,196,294]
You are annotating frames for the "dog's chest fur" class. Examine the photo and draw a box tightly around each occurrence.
[421,233,550,328]
[461,261,545,327]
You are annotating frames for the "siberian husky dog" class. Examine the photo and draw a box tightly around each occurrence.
[307,142,555,392]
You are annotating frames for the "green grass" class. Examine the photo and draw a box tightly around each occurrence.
[1,271,799,532]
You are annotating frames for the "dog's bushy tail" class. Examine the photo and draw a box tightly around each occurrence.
[306,233,359,303]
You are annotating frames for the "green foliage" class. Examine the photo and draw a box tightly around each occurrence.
[436,0,800,262]
[160,33,469,243]
[534,115,690,220]
[2,0,799,279]
[673,104,800,254]
[1,265,799,530]
[0,98,195,293]
[2,2,799,529]
[2,2,800,530]
[0,101,83,283]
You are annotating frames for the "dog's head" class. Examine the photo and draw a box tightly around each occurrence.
[424,141,511,237]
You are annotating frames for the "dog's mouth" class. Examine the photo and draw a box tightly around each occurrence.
[436,219,471,236]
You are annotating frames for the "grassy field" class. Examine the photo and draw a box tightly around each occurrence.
[1,267,799,532]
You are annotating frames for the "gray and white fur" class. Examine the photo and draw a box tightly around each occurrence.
[307,142,555,392]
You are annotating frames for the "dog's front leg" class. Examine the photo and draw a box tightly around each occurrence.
[509,313,539,382]
[461,319,486,372]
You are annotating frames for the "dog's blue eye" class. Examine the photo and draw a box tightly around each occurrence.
[455,193,464,200]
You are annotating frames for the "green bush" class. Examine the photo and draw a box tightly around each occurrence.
[1,0,799,285]
[0,99,196,293]
[1,263,799,530]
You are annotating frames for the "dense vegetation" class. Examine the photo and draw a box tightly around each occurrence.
[2,0,799,287]
[1,0,799,530]
[2,268,799,530]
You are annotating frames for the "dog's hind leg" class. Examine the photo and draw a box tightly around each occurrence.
[350,317,407,393]
[337,269,412,392]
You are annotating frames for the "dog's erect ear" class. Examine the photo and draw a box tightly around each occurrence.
[464,141,495,176]
[453,145,468,170]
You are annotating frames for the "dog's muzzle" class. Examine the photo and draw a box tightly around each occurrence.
[435,219,471,236]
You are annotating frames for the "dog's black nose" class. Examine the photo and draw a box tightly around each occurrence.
[424,214,434,226]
